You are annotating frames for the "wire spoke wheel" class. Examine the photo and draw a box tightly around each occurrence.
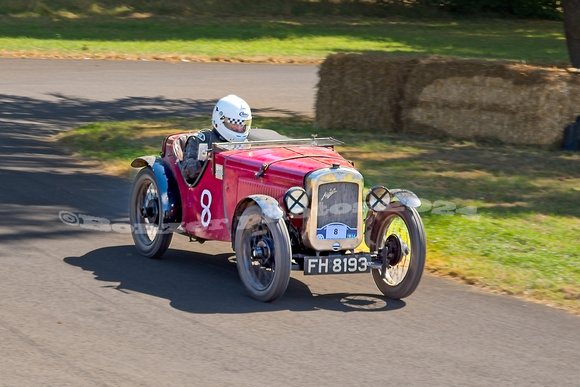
[381,221,412,286]
[235,205,291,302]
[129,168,173,259]
[369,202,426,299]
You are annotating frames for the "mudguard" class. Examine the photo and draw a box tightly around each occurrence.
[131,156,182,228]
[230,194,285,246]
[363,188,421,249]
[389,189,421,208]
[245,194,285,220]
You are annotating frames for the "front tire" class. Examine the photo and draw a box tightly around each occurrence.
[368,202,426,299]
[129,168,173,259]
[234,205,292,302]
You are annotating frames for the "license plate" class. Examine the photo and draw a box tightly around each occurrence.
[304,256,370,275]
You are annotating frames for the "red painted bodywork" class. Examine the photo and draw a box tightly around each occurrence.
[161,133,354,242]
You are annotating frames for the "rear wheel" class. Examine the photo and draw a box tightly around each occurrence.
[234,205,291,302]
[369,203,426,299]
[129,168,173,258]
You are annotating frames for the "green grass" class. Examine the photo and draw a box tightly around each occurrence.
[9,6,576,312]
[0,15,569,64]
[56,117,580,314]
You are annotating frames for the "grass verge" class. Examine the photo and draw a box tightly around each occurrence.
[0,15,569,65]
[56,117,580,314]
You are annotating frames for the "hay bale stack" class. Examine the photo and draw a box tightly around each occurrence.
[402,58,580,146]
[315,53,415,131]
[315,53,580,147]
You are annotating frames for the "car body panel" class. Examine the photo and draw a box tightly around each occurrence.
[152,133,355,243]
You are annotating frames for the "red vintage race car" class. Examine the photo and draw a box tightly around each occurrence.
[129,129,426,302]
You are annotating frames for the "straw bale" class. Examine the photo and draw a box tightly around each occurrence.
[402,58,580,146]
[315,53,416,131]
[315,54,580,147]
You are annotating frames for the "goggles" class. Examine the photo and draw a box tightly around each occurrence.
[223,116,251,133]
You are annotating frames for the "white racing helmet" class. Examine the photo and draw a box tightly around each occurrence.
[212,94,252,142]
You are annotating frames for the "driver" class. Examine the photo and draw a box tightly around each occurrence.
[181,94,252,183]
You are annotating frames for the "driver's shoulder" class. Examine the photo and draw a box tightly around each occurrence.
[184,128,213,145]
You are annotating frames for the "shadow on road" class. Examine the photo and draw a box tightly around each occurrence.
[0,92,301,244]
[0,93,301,137]
[64,245,406,314]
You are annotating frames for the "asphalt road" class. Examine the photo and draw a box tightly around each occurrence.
[0,58,578,386]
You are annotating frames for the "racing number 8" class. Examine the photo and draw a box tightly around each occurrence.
[201,189,212,227]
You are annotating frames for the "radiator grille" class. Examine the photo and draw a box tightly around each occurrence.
[316,182,359,229]
[302,166,363,250]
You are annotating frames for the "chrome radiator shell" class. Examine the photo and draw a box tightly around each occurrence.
[302,167,364,251]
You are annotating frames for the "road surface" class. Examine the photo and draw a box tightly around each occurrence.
[0,58,578,386]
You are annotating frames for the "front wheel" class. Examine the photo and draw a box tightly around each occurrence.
[234,205,292,302]
[368,202,426,299]
[129,168,173,259]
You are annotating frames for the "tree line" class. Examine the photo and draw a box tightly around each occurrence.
[409,0,562,19]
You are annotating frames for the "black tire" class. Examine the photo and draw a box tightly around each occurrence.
[234,205,292,302]
[368,203,426,299]
[129,168,173,259]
